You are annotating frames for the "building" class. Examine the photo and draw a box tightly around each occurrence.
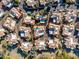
[39,0,48,6]
[10,7,23,19]
[75,22,79,30]
[1,0,12,6]
[65,10,77,23]
[35,39,46,50]
[62,24,75,36]
[3,16,16,31]
[47,38,60,49]
[6,3,13,8]
[36,14,47,25]
[0,2,3,9]
[47,23,60,37]
[23,15,35,25]
[5,33,18,44]
[25,0,38,7]
[20,42,33,52]
[19,26,31,39]
[33,25,45,38]
[64,37,78,49]
[66,0,76,4]
[0,25,5,37]
[49,12,62,24]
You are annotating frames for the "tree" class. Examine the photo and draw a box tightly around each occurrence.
[13,0,19,7]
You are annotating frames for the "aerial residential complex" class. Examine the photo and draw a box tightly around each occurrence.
[0,0,79,59]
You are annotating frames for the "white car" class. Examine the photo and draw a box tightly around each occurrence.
[0,9,5,18]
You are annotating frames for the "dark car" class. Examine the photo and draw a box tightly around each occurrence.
[74,29,79,38]
[75,0,79,9]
